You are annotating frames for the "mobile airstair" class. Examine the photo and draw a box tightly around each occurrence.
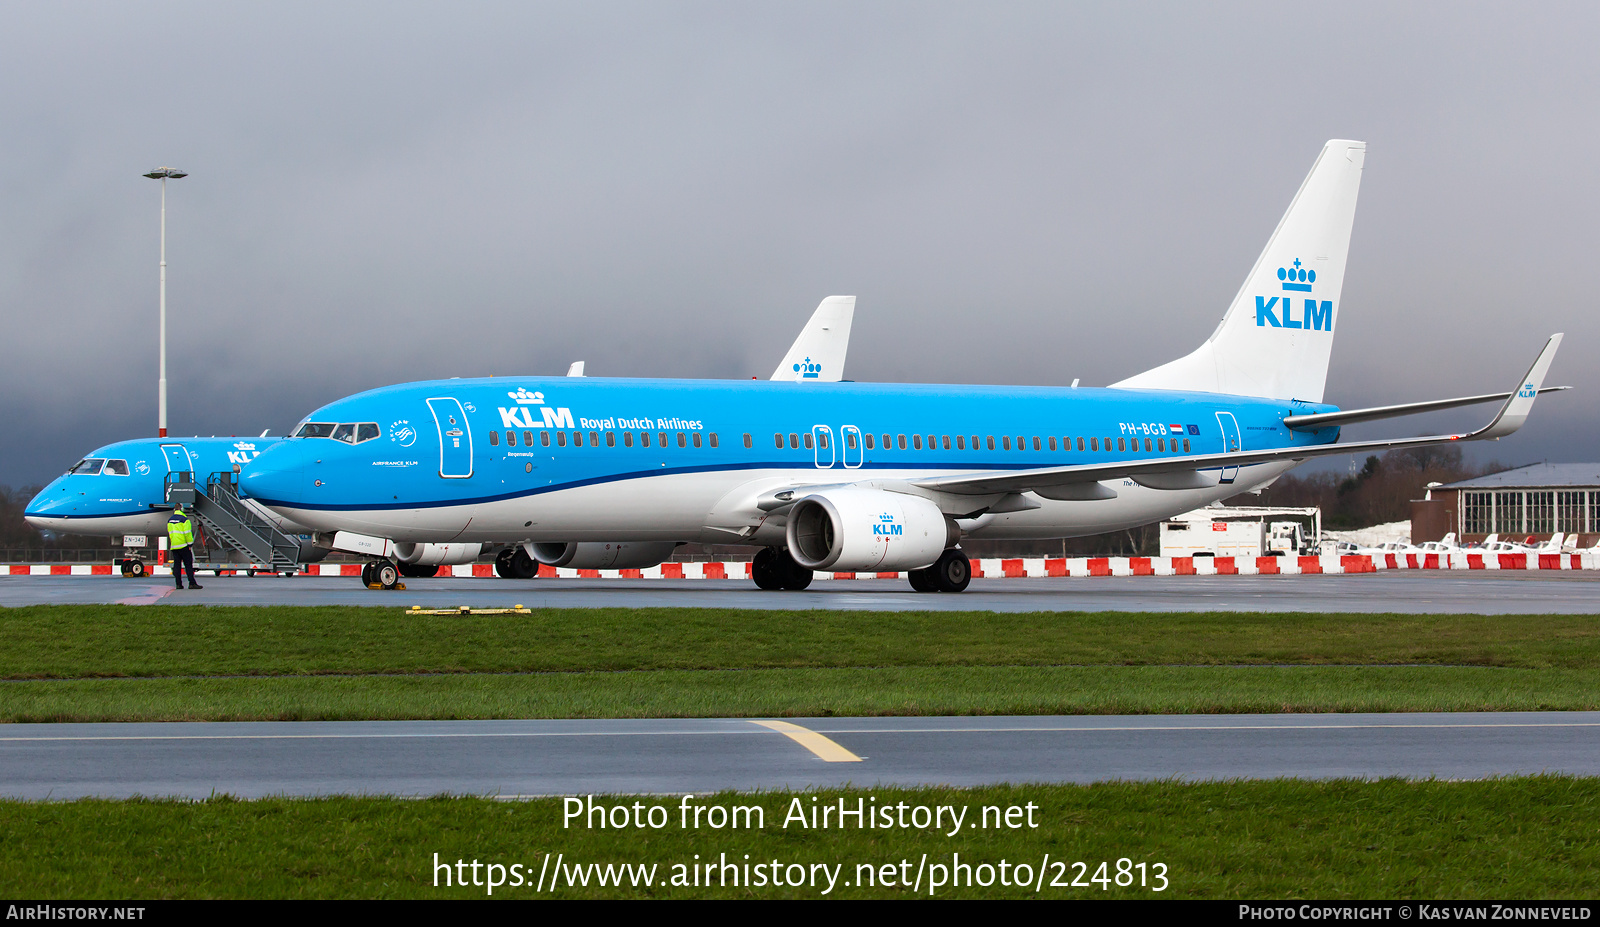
[163,471,305,574]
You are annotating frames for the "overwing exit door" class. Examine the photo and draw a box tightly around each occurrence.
[812,425,835,469]
[427,398,474,478]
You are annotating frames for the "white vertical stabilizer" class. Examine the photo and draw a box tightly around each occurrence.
[1112,140,1365,403]
[771,295,855,382]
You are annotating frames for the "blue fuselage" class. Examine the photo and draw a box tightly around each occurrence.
[238,376,1338,545]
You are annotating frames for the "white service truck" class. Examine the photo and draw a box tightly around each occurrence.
[1159,519,1265,558]
[1266,521,1312,556]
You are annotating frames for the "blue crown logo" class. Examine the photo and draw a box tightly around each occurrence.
[793,357,822,379]
[1278,258,1315,292]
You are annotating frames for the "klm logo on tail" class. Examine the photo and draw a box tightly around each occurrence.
[1256,259,1333,332]
[793,357,823,379]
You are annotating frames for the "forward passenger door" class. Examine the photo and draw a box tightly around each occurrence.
[427,398,474,479]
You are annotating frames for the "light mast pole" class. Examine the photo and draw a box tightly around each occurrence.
[143,167,187,438]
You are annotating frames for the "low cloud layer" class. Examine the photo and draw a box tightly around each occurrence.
[2,2,1595,485]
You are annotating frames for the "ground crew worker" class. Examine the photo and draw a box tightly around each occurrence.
[166,505,202,590]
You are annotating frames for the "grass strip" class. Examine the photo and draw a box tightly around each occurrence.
[4,665,1599,722]
[3,779,1597,898]
[4,606,1600,679]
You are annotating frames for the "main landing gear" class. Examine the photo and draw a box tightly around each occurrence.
[494,546,539,579]
[752,547,813,590]
[908,549,971,593]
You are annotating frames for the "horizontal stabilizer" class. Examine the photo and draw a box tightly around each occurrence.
[771,296,855,382]
[1285,386,1569,430]
[916,335,1564,497]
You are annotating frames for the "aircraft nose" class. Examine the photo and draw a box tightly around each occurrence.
[23,479,75,530]
[239,447,306,505]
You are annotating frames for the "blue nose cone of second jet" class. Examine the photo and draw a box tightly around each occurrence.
[238,444,307,506]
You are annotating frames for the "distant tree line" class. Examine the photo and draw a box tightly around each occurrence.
[1224,446,1509,530]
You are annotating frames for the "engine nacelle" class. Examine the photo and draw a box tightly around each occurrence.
[392,542,483,566]
[786,488,958,572]
[527,541,680,571]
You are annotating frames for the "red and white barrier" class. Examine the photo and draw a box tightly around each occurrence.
[10,551,1593,579]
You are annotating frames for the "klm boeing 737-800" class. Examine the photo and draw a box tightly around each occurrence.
[22,297,859,577]
[236,139,1564,592]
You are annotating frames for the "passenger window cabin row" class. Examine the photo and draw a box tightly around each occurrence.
[491,430,720,449]
[801,432,1192,454]
[489,429,1193,455]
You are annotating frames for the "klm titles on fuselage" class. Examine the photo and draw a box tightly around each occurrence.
[496,388,703,433]
[1256,259,1333,332]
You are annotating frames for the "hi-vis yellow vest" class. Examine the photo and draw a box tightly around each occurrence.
[167,515,195,550]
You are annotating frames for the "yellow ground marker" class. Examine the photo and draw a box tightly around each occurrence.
[406,605,532,616]
[750,719,863,763]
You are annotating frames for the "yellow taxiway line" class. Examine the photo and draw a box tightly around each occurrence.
[749,719,863,762]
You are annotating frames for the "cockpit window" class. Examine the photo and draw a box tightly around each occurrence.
[294,421,379,442]
[68,458,104,475]
[105,459,130,475]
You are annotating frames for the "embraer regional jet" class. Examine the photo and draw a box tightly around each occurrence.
[239,140,1565,592]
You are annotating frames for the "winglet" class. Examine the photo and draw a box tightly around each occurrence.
[771,296,855,382]
[566,361,586,377]
[1469,333,1563,440]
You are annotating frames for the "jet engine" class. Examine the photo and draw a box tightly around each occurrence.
[785,488,958,572]
[527,541,680,570]
[392,542,483,566]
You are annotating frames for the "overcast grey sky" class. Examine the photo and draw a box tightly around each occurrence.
[2,1,1596,486]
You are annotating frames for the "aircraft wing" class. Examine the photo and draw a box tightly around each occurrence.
[914,334,1564,498]
[771,296,855,382]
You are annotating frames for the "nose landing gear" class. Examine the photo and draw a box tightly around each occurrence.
[361,559,402,590]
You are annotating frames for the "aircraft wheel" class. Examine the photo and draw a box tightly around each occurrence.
[508,546,538,579]
[752,548,784,590]
[777,548,813,590]
[129,560,146,578]
[907,567,938,592]
[931,549,972,593]
[494,547,517,578]
[119,560,133,577]
[374,560,400,590]
[360,561,376,586]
